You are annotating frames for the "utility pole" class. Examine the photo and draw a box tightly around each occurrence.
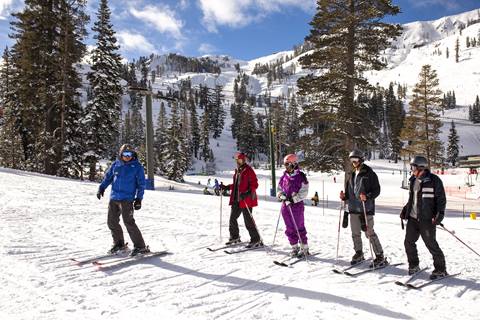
[129,87,176,190]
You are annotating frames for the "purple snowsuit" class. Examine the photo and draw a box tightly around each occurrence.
[278,169,309,245]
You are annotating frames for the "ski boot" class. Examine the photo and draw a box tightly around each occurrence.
[369,254,388,268]
[245,240,264,249]
[129,246,151,257]
[350,250,365,265]
[296,244,310,259]
[108,242,128,254]
[225,237,241,245]
[289,244,300,257]
[408,265,421,275]
[429,269,448,280]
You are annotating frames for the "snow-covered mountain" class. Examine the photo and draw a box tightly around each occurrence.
[140,8,480,162]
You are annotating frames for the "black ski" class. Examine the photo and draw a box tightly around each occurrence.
[344,262,403,277]
[406,272,461,290]
[224,245,265,255]
[92,250,169,267]
[71,245,130,265]
[206,242,247,252]
[395,267,429,287]
[274,252,320,267]
[332,259,371,274]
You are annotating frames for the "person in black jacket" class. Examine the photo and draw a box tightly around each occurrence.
[340,150,386,267]
[401,156,447,279]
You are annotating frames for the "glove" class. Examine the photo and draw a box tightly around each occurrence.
[359,193,367,202]
[342,211,349,228]
[277,192,287,201]
[433,212,444,225]
[133,198,142,210]
[239,191,250,200]
[339,191,346,201]
[97,188,104,200]
[359,214,367,232]
[400,206,407,220]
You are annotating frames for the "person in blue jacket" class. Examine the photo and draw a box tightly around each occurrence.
[97,144,149,256]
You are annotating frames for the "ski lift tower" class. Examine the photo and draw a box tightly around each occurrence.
[129,86,177,190]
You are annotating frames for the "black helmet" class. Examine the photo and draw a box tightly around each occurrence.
[349,150,364,161]
[410,155,428,169]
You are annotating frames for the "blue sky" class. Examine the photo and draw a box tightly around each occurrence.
[0,0,479,61]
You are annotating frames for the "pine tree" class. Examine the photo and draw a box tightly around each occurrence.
[455,38,460,63]
[162,102,189,181]
[154,102,167,173]
[400,65,443,167]
[199,110,211,161]
[236,103,257,160]
[189,99,200,158]
[447,121,459,167]
[0,46,24,169]
[297,0,402,172]
[470,96,480,123]
[211,85,225,139]
[84,0,123,181]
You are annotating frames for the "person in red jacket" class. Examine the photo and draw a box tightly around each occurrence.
[222,152,262,248]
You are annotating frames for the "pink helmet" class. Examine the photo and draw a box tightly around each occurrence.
[283,154,298,165]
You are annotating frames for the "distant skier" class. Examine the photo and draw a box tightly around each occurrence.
[221,152,262,248]
[311,192,319,206]
[400,156,448,279]
[214,179,220,196]
[97,144,149,257]
[277,154,310,257]
[203,187,212,195]
[340,150,386,267]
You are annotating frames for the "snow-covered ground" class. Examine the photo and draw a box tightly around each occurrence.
[1,162,480,320]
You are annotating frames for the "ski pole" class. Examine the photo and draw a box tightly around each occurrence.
[286,203,309,263]
[362,201,375,268]
[272,208,282,247]
[219,193,223,242]
[242,200,267,252]
[439,223,480,258]
[336,201,344,263]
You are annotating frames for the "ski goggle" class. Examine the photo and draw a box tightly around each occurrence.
[122,151,134,158]
[350,157,360,163]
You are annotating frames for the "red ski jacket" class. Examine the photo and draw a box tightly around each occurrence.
[228,164,258,208]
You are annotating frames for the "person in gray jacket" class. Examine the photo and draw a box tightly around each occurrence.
[340,150,386,267]
[400,155,447,279]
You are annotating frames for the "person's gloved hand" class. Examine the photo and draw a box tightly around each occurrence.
[400,206,407,220]
[97,188,104,200]
[239,191,250,200]
[342,211,349,228]
[277,191,287,201]
[433,211,444,225]
[359,192,367,202]
[133,198,142,210]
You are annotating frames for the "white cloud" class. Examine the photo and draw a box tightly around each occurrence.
[117,31,157,54]
[198,43,216,54]
[409,0,460,10]
[0,0,14,18]
[197,0,315,32]
[130,5,184,39]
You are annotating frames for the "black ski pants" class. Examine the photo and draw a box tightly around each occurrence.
[229,203,260,242]
[404,218,446,271]
[107,200,146,249]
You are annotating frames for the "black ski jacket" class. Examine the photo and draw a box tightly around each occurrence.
[344,163,380,215]
[401,170,446,221]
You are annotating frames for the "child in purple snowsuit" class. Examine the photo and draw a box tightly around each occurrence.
[277,154,310,258]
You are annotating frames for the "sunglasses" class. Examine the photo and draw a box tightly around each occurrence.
[350,157,360,163]
[122,151,133,158]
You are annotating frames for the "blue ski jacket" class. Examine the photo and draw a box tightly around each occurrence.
[99,158,146,201]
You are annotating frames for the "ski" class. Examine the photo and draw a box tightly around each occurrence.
[344,262,403,277]
[406,272,461,290]
[70,245,130,265]
[224,245,265,255]
[274,252,320,267]
[332,259,371,274]
[92,250,169,267]
[206,242,247,252]
[394,267,429,287]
